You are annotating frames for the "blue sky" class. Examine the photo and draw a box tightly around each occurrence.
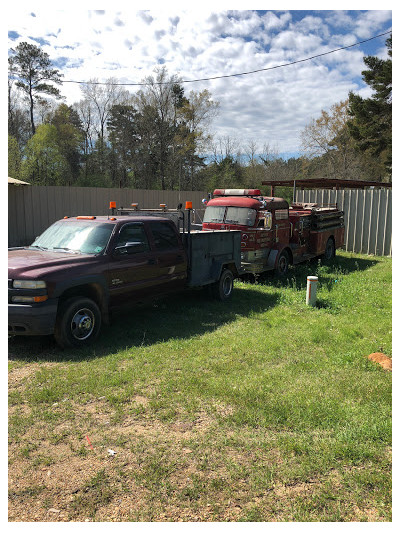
[7,6,392,156]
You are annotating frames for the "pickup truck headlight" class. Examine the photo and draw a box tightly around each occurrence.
[12,280,47,289]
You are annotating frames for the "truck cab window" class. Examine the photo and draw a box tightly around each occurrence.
[149,221,179,250]
[116,224,150,252]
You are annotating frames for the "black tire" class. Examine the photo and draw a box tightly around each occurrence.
[275,250,290,277]
[211,269,234,301]
[323,237,336,262]
[54,297,101,348]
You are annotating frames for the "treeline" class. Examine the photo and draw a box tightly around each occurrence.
[8,36,391,191]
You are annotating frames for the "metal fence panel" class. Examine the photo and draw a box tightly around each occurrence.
[9,185,392,256]
[8,185,208,247]
[296,188,392,257]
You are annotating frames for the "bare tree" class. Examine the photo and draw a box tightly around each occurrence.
[134,67,183,189]
[79,78,131,142]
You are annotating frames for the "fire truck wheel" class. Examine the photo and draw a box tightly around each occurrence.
[54,297,101,348]
[323,237,336,262]
[212,269,234,301]
[275,250,289,276]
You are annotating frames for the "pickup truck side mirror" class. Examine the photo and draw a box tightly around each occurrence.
[113,241,147,256]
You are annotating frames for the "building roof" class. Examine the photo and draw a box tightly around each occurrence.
[8,177,30,186]
[262,178,392,189]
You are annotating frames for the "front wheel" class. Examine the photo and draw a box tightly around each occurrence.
[54,297,101,348]
[211,269,234,301]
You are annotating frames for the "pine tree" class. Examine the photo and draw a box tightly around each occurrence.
[8,42,63,135]
[348,35,392,177]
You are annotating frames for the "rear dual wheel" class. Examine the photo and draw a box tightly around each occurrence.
[275,250,290,277]
[323,237,336,262]
[211,269,234,301]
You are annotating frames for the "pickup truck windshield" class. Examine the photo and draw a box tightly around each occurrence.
[30,221,114,254]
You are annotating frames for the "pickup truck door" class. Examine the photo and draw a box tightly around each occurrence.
[147,220,187,293]
[107,222,162,307]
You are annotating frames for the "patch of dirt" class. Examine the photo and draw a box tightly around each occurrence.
[367,352,392,371]
[8,362,54,388]
[8,361,391,522]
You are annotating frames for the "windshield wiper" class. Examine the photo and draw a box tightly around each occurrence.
[28,245,48,251]
[51,247,81,254]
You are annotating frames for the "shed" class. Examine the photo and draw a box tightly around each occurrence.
[262,178,392,201]
[8,177,30,186]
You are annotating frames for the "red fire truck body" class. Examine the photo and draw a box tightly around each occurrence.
[202,189,345,275]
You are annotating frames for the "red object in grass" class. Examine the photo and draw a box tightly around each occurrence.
[86,435,94,450]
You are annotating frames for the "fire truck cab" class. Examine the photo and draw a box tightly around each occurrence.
[202,189,344,276]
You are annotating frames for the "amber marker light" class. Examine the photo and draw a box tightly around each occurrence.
[34,295,48,303]
[77,216,96,220]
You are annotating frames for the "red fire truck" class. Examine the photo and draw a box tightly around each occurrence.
[202,189,345,276]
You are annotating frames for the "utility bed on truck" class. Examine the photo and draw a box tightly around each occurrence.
[182,229,241,287]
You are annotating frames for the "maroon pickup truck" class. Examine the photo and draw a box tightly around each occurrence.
[8,214,241,348]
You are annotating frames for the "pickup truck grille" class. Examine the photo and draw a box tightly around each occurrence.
[8,279,13,289]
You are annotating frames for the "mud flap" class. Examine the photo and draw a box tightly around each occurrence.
[266,249,279,270]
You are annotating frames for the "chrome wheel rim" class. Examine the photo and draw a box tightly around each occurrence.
[279,256,287,273]
[70,308,95,340]
[222,275,232,296]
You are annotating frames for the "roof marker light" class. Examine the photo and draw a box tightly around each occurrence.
[213,189,262,197]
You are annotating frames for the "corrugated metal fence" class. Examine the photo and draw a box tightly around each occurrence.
[296,188,392,256]
[8,185,392,256]
[8,185,208,247]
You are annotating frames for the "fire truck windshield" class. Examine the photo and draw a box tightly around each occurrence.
[203,206,257,226]
[225,207,256,226]
[203,206,226,223]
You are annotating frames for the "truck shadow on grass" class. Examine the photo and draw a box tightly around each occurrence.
[8,287,279,362]
[259,254,378,292]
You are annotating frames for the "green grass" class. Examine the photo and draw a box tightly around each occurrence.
[8,251,392,522]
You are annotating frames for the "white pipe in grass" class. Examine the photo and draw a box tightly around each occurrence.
[306,276,318,306]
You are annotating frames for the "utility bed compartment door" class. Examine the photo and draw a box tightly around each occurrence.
[183,230,241,287]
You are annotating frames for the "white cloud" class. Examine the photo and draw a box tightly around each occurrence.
[7,8,392,153]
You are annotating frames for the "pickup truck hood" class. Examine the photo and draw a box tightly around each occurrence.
[8,249,96,279]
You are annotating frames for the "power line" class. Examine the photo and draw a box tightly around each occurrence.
[62,30,391,86]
